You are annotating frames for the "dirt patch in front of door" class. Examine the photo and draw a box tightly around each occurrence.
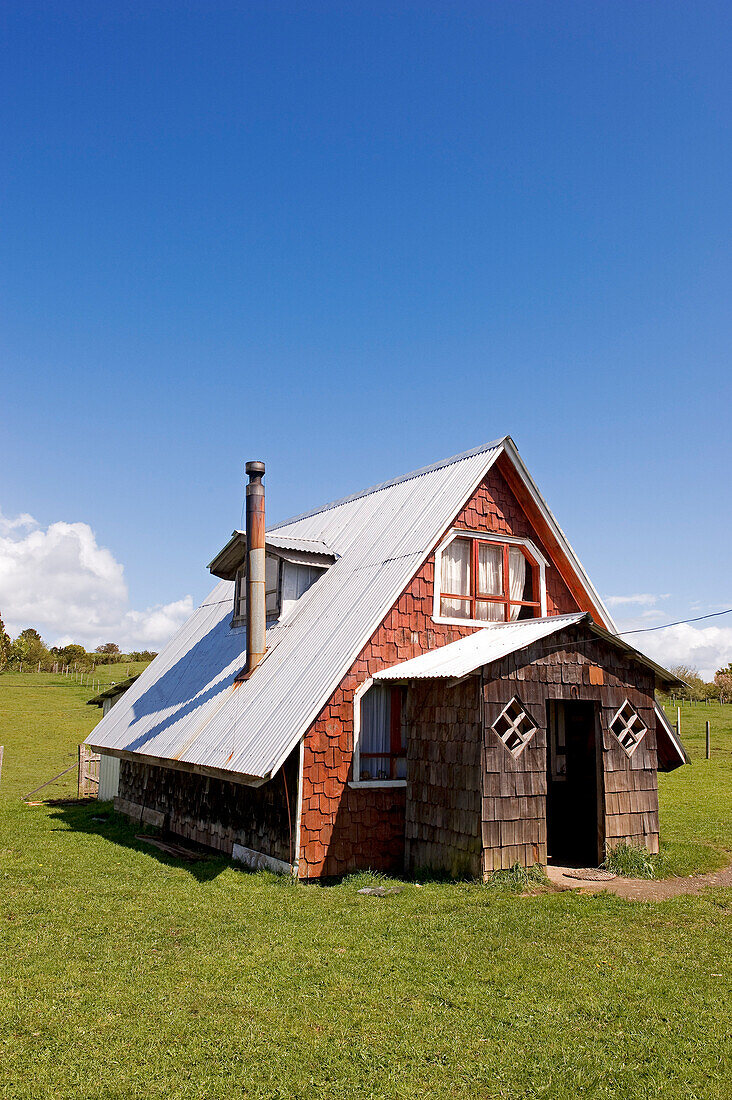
[546,859,732,901]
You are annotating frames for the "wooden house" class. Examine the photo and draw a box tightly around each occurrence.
[86,439,687,877]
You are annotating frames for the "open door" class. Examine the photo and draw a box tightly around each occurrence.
[546,700,603,866]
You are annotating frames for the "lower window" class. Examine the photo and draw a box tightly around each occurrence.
[358,684,407,781]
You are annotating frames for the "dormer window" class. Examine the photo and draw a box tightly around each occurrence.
[209,529,337,627]
[233,557,325,624]
[233,555,281,623]
[434,530,547,625]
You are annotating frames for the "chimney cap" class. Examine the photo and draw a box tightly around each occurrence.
[245,460,265,478]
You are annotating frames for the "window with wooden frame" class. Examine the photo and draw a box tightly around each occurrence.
[232,556,281,623]
[355,683,407,783]
[438,534,542,623]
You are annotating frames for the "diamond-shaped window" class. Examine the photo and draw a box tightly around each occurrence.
[609,700,647,757]
[491,696,538,758]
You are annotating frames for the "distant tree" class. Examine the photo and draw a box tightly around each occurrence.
[128,650,157,662]
[667,665,711,702]
[0,614,11,669]
[715,664,732,703]
[11,628,49,670]
[95,642,120,655]
[58,643,86,668]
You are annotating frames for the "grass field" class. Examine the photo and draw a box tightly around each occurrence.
[0,675,730,1099]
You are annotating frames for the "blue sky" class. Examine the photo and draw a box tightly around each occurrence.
[1,2,730,673]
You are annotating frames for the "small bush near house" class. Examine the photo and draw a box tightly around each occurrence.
[484,862,549,892]
[603,842,669,879]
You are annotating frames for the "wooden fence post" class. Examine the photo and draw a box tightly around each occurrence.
[676,707,681,739]
[706,720,711,759]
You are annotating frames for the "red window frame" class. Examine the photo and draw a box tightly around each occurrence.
[440,537,541,622]
[359,686,406,780]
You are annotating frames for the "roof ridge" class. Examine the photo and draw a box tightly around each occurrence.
[269,437,507,530]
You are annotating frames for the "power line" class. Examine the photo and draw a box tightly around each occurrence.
[527,608,732,664]
[614,607,732,636]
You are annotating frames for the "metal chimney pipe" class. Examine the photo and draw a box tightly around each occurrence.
[245,460,266,675]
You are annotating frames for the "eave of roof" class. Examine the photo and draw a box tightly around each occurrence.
[87,674,139,707]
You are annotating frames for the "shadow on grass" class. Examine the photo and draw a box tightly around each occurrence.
[46,798,231,883]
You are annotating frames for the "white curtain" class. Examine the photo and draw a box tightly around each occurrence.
[360,685,391,780]
[478,543,502,594]
[440,538,471,618]
[476,543,504,621]
[292,564,318,599]
[508,547,527,620]
[476,600,505,621]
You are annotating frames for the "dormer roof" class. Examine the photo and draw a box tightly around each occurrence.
[208,531,337,580]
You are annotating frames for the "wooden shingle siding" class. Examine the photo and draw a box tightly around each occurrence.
[298,466,583,878]
[404,678,482,878]
[482,683,547,873]
[116,748,299,864]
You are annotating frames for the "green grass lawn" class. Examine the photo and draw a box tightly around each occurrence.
[0,677,730,1099]
[658,701,732,875]
[0,666,151,801]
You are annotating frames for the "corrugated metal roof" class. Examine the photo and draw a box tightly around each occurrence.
[373,614,587,680]
[264,534,336,557]
[87,439,506,778]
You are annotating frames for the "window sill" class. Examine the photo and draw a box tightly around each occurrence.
[348,779,407,789]
[432,613,540,629]
[230,615,281,629]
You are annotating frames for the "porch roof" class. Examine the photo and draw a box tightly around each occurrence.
[373,612,683,689]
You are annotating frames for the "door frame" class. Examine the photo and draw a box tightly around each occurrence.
[546,698,605,866]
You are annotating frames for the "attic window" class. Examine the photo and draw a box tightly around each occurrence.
[609,701,647,757]
[233,556,281,623]
[436,532,543,625]
[491,697,538,758]
[352,682,407,787]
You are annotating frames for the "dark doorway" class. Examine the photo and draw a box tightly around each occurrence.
[546,700,603,866]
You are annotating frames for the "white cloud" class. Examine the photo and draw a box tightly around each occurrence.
[0,509,38,536]
[0,507,192,651]
[606,593,670,608]
[621,621,732,680]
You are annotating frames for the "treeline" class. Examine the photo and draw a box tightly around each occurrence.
[0,617,156,672]
[663,664,732,704]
